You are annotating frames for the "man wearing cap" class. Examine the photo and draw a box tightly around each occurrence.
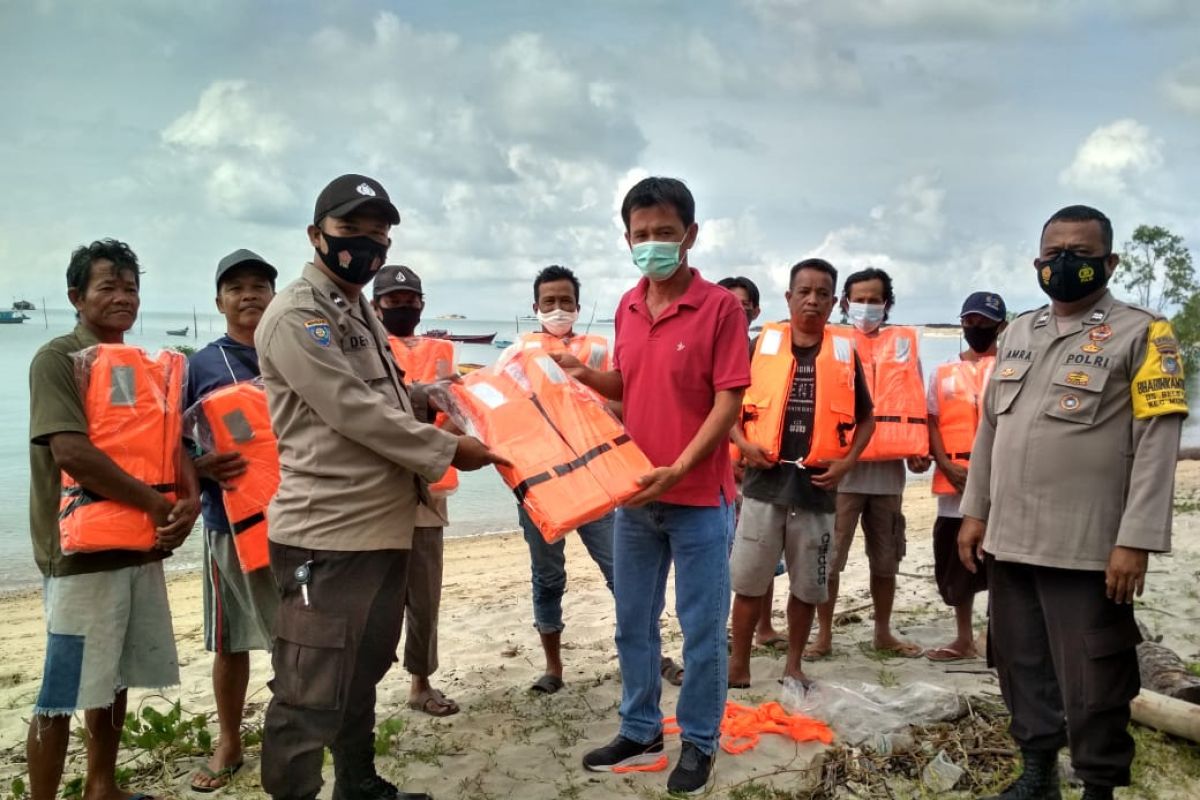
[255,175,507,800]
[185,249,280,791]
[371,264,460,718]
[960,205,1187,800]
[922,291,1006,665]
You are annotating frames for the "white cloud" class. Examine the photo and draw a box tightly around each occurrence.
[1162,58,1200,114]
[743,0,1063,36]
[162,80,297,157]
[1059,119,1164,196]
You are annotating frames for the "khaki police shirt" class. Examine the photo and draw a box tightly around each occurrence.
[255,263,457,551]
[961,291,1186,571]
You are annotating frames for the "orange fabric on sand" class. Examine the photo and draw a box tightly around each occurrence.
[663,701,834,755]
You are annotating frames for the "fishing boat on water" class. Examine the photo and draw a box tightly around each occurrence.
[166,326,189,336]
[12,300,35,311]
[457,362,484,376]
[425,329,496,345]
[0,310,28,324]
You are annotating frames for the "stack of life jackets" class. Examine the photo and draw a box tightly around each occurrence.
[388,335,459,496]
[833,325,929,461]
[506,331,611,372]
[437,350,653,542]
[187,381,278,572]
[931,356,995,495]
[59,344,186,554]
[741,323,858,466]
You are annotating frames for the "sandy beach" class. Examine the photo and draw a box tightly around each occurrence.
[2,465,1199,799]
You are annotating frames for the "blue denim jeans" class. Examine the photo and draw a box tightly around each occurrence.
[613,498,734,756]
[518,506,615,634]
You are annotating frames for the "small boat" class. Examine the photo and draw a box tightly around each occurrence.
[493,339,514,348]
[166,326,189,336]
[0,310,28,324]
[457,362,484,376]
[12,300,35,311]
[425,329,496,345]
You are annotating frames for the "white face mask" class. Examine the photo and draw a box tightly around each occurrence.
[847,301,885,333]
[537,308,578,337]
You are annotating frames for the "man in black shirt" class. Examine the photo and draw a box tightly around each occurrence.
[728,259,875,687]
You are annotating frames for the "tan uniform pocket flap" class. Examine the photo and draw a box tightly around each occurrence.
[991,360,1031,414]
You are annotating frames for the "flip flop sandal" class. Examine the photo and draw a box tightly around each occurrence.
[660,657,684,687]
[189,760,244,793]
[924,646,977,663]
[756,636,788,652]
[408,688,461,716]
[529,674,565,695]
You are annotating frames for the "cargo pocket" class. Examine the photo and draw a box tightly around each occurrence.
[1082,615,1142,712]
[271,607,347,711]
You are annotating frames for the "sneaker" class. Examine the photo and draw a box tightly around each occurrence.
[582,733,664,772]
[667,742,713,795]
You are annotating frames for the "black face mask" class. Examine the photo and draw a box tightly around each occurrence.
[962,324,1001,354]
[317,233,389,286]
[1037,251,1110,303]
[381,305,421,337]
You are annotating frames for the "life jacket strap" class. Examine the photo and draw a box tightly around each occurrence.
[873,415,927,425]
[231,511,266,535]
[59,482,176,520]
[512,434,634,505]
[947,451,971,460]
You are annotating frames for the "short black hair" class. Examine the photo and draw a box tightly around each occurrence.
[1042,205,1113,252]
[717,276,760,308]
[533,264,580,303]
[842,267,895,322]
[620,177,695,230]
[789,258,838,292]
[67,238,141,296]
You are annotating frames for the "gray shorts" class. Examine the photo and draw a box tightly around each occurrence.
[729,497,834,604]
[203,528,279,653]
[34,561,179,716]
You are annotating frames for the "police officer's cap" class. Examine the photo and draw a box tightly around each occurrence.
[960,291,1007,322]
[314,174,401,226]
[373,265,423,298]
[215,249,278,291]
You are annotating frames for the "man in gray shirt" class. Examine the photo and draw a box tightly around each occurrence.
[960,205,1186,800]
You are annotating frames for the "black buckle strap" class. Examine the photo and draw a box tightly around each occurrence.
[874,415,927,425]
[948,451,971,461]
[231,511,266,535]
[59,482,176,520]
[512,434,633,504]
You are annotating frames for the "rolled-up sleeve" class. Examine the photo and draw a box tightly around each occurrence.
[259,309,456,483]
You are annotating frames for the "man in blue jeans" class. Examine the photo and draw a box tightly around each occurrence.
[554,176,750,795]
[513,265,615,695]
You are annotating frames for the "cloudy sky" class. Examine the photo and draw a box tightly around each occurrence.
[3,0,1199,324]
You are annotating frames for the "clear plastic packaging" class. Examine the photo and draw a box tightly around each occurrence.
[779,676,966,745]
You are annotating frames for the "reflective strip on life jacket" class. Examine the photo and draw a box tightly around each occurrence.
[59,345,185,554]
[388,336,459,496]
[836,325,929,461]
[519,332,611,372]
[742,323,857,466]
[932,356,995,496]
[199,381,279,571]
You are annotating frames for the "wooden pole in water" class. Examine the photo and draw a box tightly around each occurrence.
[42,297,47,329]
[193,306,198,340]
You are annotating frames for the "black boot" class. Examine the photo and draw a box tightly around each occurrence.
[331,739,432,800]
[981,749,1062,800]
[1081,785,1114,800]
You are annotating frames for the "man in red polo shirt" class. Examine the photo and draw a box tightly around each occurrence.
[554,177,750,795]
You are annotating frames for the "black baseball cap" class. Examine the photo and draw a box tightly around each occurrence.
[215,249,277,291]
[313,174,401,225]
[960,291,1007,322]
[373,265,423,298]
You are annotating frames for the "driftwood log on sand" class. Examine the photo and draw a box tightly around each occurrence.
[1131,691,1200,744]
[1179,447,1200,461]
[1132,620,1200,743]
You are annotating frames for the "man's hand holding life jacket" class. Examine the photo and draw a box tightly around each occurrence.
[624,465,685,508]
[154,496,200,551]
[810,457,853,490]
[737,441,774,470]
[452,435,512,471]
[195,451,249,491]
[906,455,933,473]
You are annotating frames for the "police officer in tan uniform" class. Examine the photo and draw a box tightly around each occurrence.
[959,205,1187,800]
[255,174,506,800]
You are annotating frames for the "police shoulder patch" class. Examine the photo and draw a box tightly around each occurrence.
[1131,319,1187,419]
[304,317,333,347]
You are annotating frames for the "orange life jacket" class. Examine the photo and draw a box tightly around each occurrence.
[931,356,995,495]
[834,325,929,461]
[517,332,611,371]
[741,323,858,466]
[197,382,279,571]
[446,351,651,542]
[59,345,185,554]
[387,336,459,496]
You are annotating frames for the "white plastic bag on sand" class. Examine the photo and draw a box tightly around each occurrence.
[921,749,964,793]
[779,677,966,745]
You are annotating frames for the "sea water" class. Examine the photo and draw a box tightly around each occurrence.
[1,311,1194,590]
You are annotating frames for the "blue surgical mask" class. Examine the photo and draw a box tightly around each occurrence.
[847,301,885,333]
[631,240,684,281]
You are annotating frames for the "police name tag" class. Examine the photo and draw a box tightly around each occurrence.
[760,328,784,356]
